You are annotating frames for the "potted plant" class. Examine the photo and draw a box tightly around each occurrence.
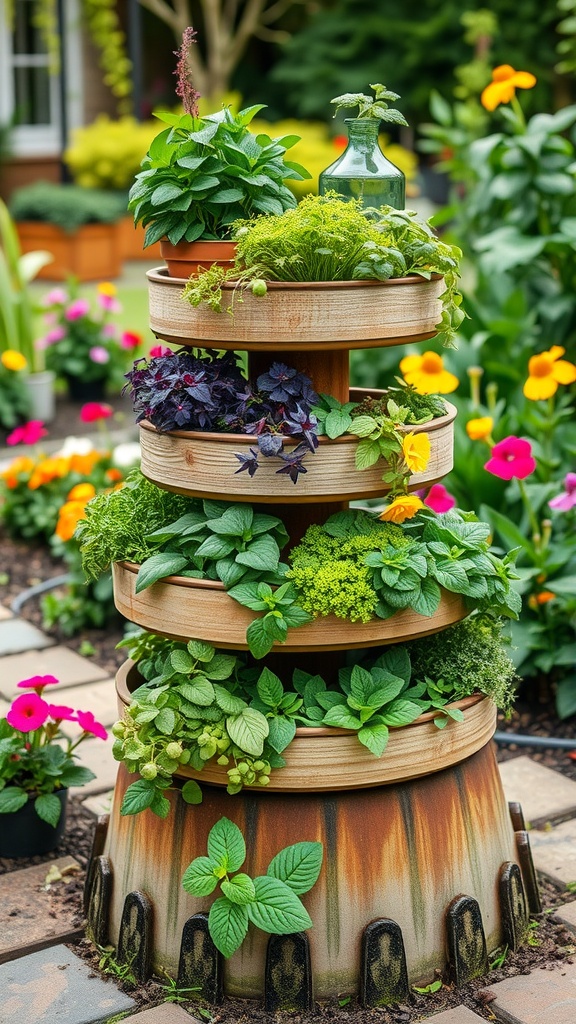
[9,181,127,282]
[0,197,56,421]
[127,30,310,277]
[0,673,108,858]
[39,281,142,400]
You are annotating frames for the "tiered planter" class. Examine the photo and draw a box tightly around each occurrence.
[101,258,529,1002]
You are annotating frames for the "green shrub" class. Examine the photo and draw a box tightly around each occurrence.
[9,182,127,232]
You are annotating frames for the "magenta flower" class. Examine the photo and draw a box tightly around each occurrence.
[121,331,142,350]
[149,344,173,358]
[89,346,110,364]
[424,483,456,513]
[17,674,59,693]
[101,323,117,339]
[7,692,50,732]
[97,293,122,313]
[47,704,77,722]
[80,402,114,423]
[65,298,91,320]
[6,420,48,446]
[42,287,68,306]
[484,436,536,481]
[44,326,66,344]
[549,472,576,512]
[76,710,108,740]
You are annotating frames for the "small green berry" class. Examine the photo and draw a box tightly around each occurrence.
[165,741,183,760]
[251,279,267,297]
[140,762,158,780]
[111,721,126,739]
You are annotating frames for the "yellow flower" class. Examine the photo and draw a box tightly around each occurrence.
[402,431,431,473]
[97,281,117,296]
[481,65,536,111]
[55,499,89,541]
[1,350,27,372]
[523,346,576,401]
[399,351,459,395]
[67,482,96,501]
[466,417,494,441]
[379,495,424,524]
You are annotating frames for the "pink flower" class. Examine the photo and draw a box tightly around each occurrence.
[80,402,114,423]
[424,483,456,513]
[121,331,142,350]
[6,692,50,732]
[44,326,66,344]
[101,323,117,339]
[549,472,576,512]
[42,288,68,306]
[149,344,173,358]
[89,346,110,364]
[484,436,536,481]
[47,704,76,722]
[17,674,59,692]
[6,420,48,446]
[97,292,122,313]
[76,710,108,740]
[65,298,91,320]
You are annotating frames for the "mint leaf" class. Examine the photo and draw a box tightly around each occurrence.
[358,723,389,756]
[267,715,296,754]
[246,617,274,658]
[226,707,269,756]
[120,779,156,816]
[221,873,256,905]
[247,876,312,934]
[236,535,280,571]
[177,678,215,706]
[182,855,220,896]
[256,667,283,707]
[181,780,203,805]
[187,640,216,662]
[212,685,248,714]
[207,816,246,872]
[170,649,194,674]
[267,842,323,895]
[322,705,363,730]
[208,897,249,957]
[135,553,188,592]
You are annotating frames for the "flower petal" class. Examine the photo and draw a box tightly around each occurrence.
[523,376,558,401]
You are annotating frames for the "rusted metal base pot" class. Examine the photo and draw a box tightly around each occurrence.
[103,739,517,999]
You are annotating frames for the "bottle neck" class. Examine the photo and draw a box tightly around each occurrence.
[345,118,381,153]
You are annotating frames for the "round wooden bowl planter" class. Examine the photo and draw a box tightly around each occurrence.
[116,659,496,792]
[147,267,445,350]
[139,396,456,502]
[112,560,468,651]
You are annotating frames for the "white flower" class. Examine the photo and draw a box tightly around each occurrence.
[55,436,95,457]
[112,442,141,467]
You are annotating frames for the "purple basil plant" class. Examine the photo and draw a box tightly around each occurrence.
[124,350,319,483]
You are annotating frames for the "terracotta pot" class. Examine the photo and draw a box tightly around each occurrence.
[147,267,445,349]
[138,391,456,503]
[116,659,496,792]
[160,239,237,279]
[112,560,468,651]
[16,221,122,281]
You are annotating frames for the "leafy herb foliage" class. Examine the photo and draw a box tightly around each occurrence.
[124,352,320,483]
[330,83,409,125]
[181,817,323,957]
[127,105,310,246]
[182,194,464,346]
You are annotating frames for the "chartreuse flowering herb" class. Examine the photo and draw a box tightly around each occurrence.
[523,346,576,401]
[182,817,323,958]
[481,65,536,112]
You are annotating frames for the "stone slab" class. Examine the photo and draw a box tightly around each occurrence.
[82,791,114,817]
[427,1008,487,1022]
[0,857,83,964]
[0,942,136,1023]
[71,735,119,796]
[55,679,118,737]
[529,819,576,888]
[498,757,576,828]
[479,961,576,1023]
[0,603,13,619]
[553,901,576,933]
[119,1002,202,1022]
[0,618,54,656]
[0,646,109,699]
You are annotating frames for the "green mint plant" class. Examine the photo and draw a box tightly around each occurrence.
[226,581,313,659]
[330,83,409,125]
[181,817,323,957]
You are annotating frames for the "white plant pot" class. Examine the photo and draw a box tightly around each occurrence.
[24,370,56,422]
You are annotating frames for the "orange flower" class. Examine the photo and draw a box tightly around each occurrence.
[55,499,89,541]
[1,456,35,488]
[402,432,431,473]
[1,350,27,372]
[399,352,459,395]
[379,495,424,524]
[466,417,494,441]
[528,591,555,610]
[67,482,96,501]
[105,467,123,482]
[523,346,576,401]
[69,451,102,475]
[28,457,71,489]
[481,65,536,111]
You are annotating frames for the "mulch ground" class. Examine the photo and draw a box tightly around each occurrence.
[1,395,575,1020]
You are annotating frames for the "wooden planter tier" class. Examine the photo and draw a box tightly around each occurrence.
[112,561,468,651]
[147,267,445,350]
[116,659,496,791]
[139,394,456,502]
[16,220,122,281]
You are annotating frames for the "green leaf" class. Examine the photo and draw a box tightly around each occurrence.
[267,715,297,754]
[236,536,280,572]
[350,415,378,437]
[226,708,269,756]
[556,676,576,720]
[207,816,246,872]
[325,409,353,438]
[380,699,423,727]
[195,535,236,559]
[188,640,216,663]
[228,582,268,611]
[182,780,203,805]
[170,649,194,674]
[246,617,274,658]
[120,779,156,816]
[0,787,28,814]
[247,876,312,934]
[221,873,256,905]
[33,792,63,827]
[182,855,220,896]
[155,707,177,735]
[355,438,381,470]
[257,667,283,707]
[208,897,249,958]
[177,678,215,706]
[323,705,362,730]
[206,505,253,536]
[135,553,189,592]
[58,766,95,788]
[267,841,323,894]
[357,723,389,757]
[212,685,247,714]
[204,654,237,680]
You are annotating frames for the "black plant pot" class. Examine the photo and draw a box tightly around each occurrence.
[0,789,68,858]
[64,375,107,403]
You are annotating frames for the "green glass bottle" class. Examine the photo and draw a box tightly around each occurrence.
[319,118,405,210]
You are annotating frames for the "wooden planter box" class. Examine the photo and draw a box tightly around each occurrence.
[139,393,456,502]
[16,220,122,281]
[116,659,496,791]
[147,267,445,350]
[112,560,468,651]
[118,216,162,261]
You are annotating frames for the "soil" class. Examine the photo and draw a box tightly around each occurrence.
[1,396,575,1020]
